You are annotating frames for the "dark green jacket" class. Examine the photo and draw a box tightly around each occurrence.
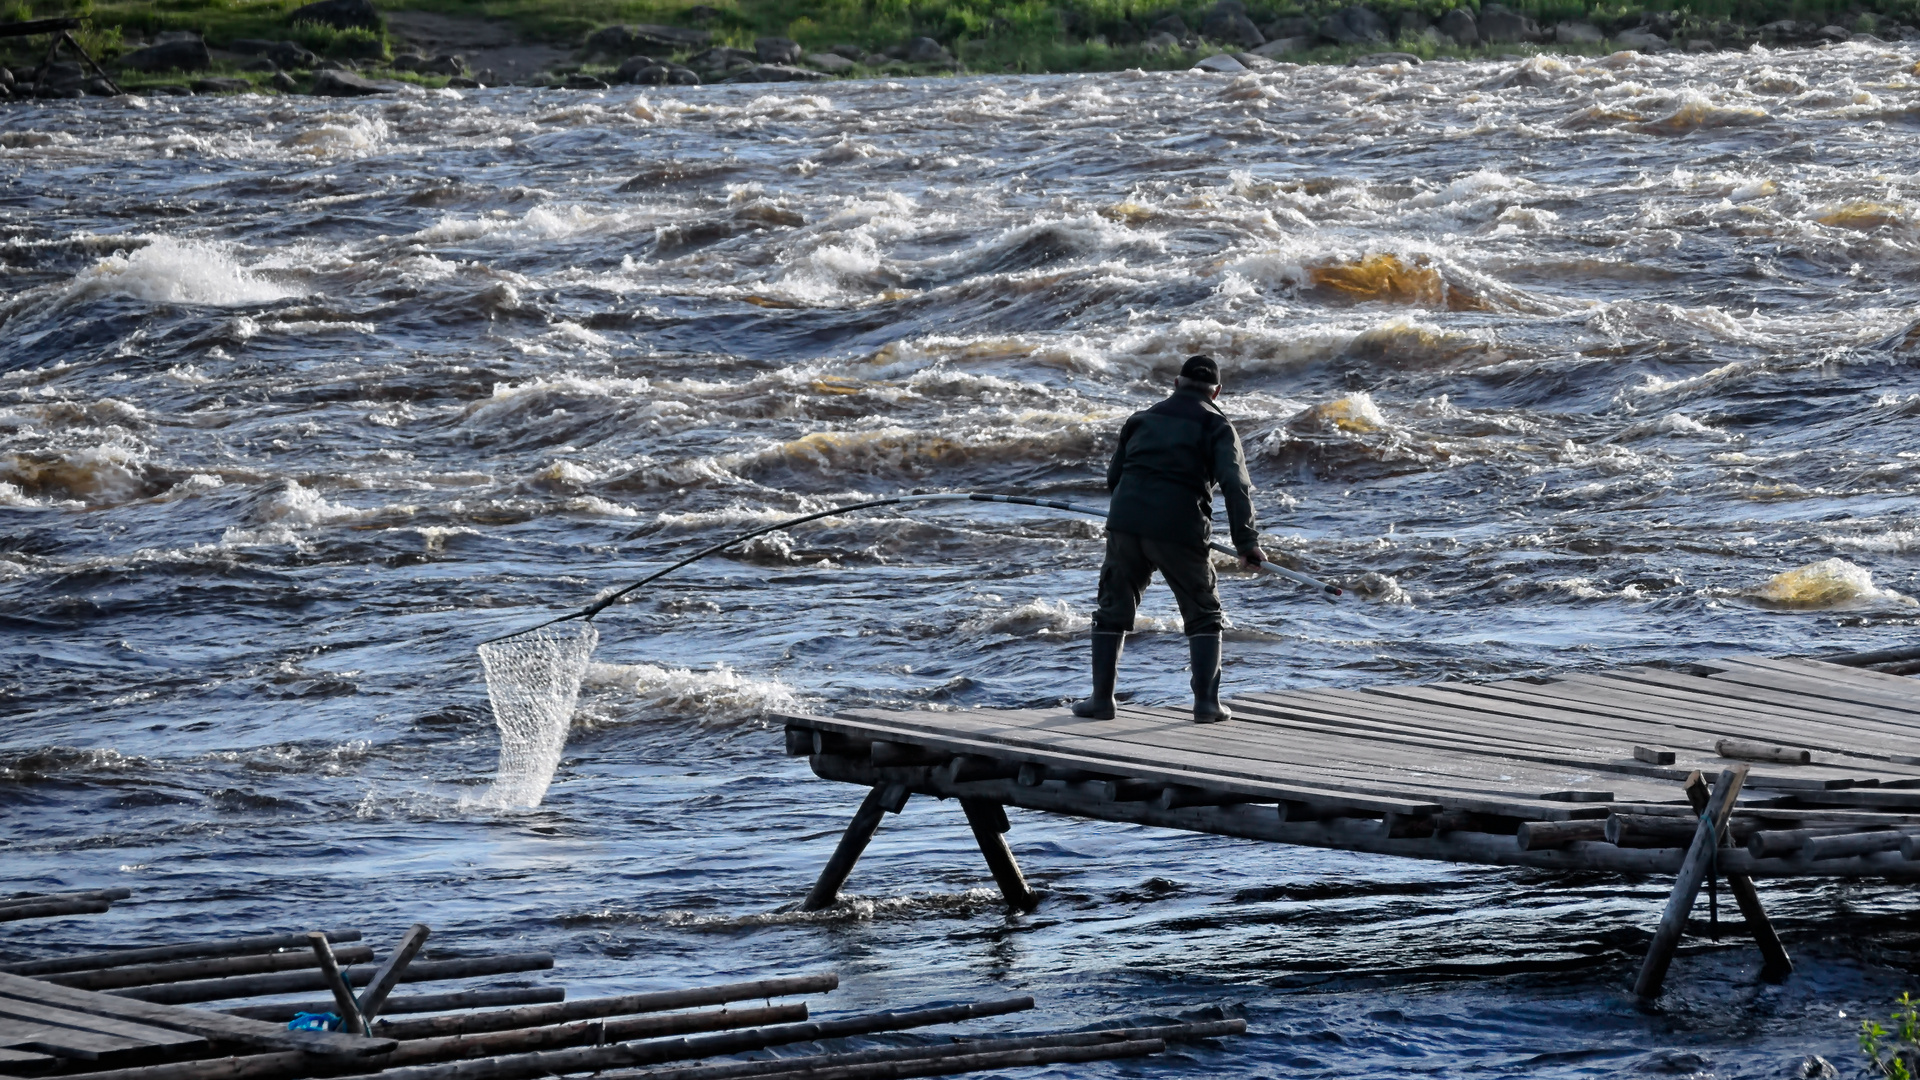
[1105,387,1260,553]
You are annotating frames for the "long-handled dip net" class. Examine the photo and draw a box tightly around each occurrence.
[472,492,1342,808]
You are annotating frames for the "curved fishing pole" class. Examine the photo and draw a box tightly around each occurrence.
[480,491,1342,645]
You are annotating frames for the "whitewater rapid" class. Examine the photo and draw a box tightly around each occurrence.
[5,43,1920,1078]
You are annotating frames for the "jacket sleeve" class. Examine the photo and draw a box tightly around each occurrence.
[1211,420,1260,553]
[1106,415,1137,492]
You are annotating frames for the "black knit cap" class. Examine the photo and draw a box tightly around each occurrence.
[1180,354,1220,385]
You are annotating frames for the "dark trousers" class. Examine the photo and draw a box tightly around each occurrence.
[1092,530,1223,637]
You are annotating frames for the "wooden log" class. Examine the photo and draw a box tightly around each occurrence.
[1634,746,1677,766]
[0,972,393,1058]
[113,954,554,1005]
[686,1039,1166,1080]
[228,988,564,1023]
[0,889,131,910]
[1633,767,1748,1004]
[784,727,814,756]
[1685,771,1792,982]
[371,975,836,1040]
[357,925,431,1022]
[48,947,375,991]
[0,999,207,1051]
[959,799,1037,913]
[1804,831,1909,860]
[801,785,896,912]
[4,932,364,978]
[307,934,366,1036]
[1155,786,1251,811]
[1715,739,1811,765]
[869,742,944,767]
[606,1020,1245,1080]
[349,998,1038,1080]
[1607,814,1759,848]
[1517,820,1606,850]
[0,17,79,37]
[1750,829,1818,858]
[60,1006,809,1080]
[934,756,1019,785]
[0,900,111,922]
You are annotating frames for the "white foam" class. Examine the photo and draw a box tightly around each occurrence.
[580,661,798,726]
[2,238,296,325]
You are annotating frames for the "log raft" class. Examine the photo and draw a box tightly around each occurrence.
[0,916,1242,1080]
[776,651,1920,1002]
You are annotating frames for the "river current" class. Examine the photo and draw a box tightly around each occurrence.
[6,43,1920,1077]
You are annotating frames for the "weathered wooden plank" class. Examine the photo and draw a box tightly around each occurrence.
[0,971,394,1058]
[225,988,564,1023]
[0,1000,204,1050]
[1635,767,1747,1002]
[0,1045,55,1070]
[1706,657,1920,717]
[1599,666,1920,739]
[794,711,1443,816]
[370,976,835,1040]
[355,924,429,1022]
[2,932,363,978]
[0,1016,152,1060]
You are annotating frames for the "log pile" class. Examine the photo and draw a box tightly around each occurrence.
[0,914,1243,1080]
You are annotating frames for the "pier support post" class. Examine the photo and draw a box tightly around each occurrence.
[960,799,1039,913]
[1682,772,1792,982]
[1634,766,1749,1005]
[801,783,908,912]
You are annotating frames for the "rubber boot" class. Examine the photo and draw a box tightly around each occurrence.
[1190,633,1231,724]
[1070,631,1124,720]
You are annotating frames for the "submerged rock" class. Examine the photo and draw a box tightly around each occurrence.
[724,63,827,82]
[1350,51,1421,65]
[310,69,392,95]
[118,38,213,73]
[1192,52,1247,72]
[289,0,380,30]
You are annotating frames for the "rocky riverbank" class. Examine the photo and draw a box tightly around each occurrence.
[2,0,1916,99]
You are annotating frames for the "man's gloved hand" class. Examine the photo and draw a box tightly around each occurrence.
[1238,546,1267,571]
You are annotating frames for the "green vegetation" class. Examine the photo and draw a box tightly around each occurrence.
[1863,993,1920,1080]
[2,0,1917,85]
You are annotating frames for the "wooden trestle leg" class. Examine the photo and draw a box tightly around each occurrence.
[1633,766,1750,1005]
[1680,772,1792,982]
[960,799,1039,913]
[801,783,908,912]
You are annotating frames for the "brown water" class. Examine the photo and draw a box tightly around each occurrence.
[5,44,1920,1077]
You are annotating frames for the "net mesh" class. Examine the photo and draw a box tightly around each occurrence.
[474,621,599,809]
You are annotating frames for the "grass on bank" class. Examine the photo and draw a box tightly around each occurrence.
[3,0,1917,79]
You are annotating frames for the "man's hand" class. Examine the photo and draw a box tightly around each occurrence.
[1238,546,1267,571]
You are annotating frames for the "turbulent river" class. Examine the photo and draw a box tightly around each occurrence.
[7,42,1920,1077]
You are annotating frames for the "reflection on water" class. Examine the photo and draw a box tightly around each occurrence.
[4,42,1920,1076]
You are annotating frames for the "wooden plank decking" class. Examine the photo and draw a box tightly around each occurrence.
[776,655,1920,882]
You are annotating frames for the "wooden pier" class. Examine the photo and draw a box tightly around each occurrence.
[776,649,1920,1002]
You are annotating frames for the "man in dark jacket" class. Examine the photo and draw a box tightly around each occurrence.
[1073,354,1265,724]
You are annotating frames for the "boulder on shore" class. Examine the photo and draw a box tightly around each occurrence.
[1477,3,1542,43]
[1614,28,1669,51]
[755,36,801,63]
[1553,21,1603,43]
[118,38,213,73]
[1318,6,1388,44]
[310,69,392,95]
[805,51,855,72]
[1250,35,1313,56]
[906,36,952,63]
[587,23,711,57]
[289,0,380,30]
[1201,3,1265,48]
[1435,8,1478,44]
[192,76,253,93]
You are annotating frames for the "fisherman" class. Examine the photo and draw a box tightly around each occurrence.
[1073,355,1266,725]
